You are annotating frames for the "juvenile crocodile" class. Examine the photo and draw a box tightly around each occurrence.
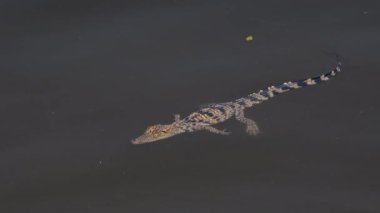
[131,58,342,145]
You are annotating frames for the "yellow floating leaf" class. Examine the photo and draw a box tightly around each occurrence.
[245,35,254,42]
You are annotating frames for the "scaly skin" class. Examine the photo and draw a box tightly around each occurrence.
[131,58,342,145]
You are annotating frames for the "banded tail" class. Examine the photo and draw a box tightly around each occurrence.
[235,58,342,107]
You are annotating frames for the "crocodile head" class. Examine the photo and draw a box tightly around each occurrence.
[131,123,183,145]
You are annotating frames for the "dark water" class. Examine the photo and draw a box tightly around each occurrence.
[1,0,379,212]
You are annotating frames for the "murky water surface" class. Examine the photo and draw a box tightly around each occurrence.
[1,0,379,212]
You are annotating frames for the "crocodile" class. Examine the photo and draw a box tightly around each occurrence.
[131,58,342,145]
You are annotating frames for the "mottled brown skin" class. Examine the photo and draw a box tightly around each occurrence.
[131,59,342,145]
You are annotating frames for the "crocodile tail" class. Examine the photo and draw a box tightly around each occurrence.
[235,57,342,107]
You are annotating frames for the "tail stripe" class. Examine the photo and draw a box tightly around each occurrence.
[235,58,342,107]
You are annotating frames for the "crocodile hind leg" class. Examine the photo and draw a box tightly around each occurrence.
[235,108,260,135]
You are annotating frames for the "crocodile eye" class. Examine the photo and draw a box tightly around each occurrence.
[146,125,163,135]
[145,126,155,134]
